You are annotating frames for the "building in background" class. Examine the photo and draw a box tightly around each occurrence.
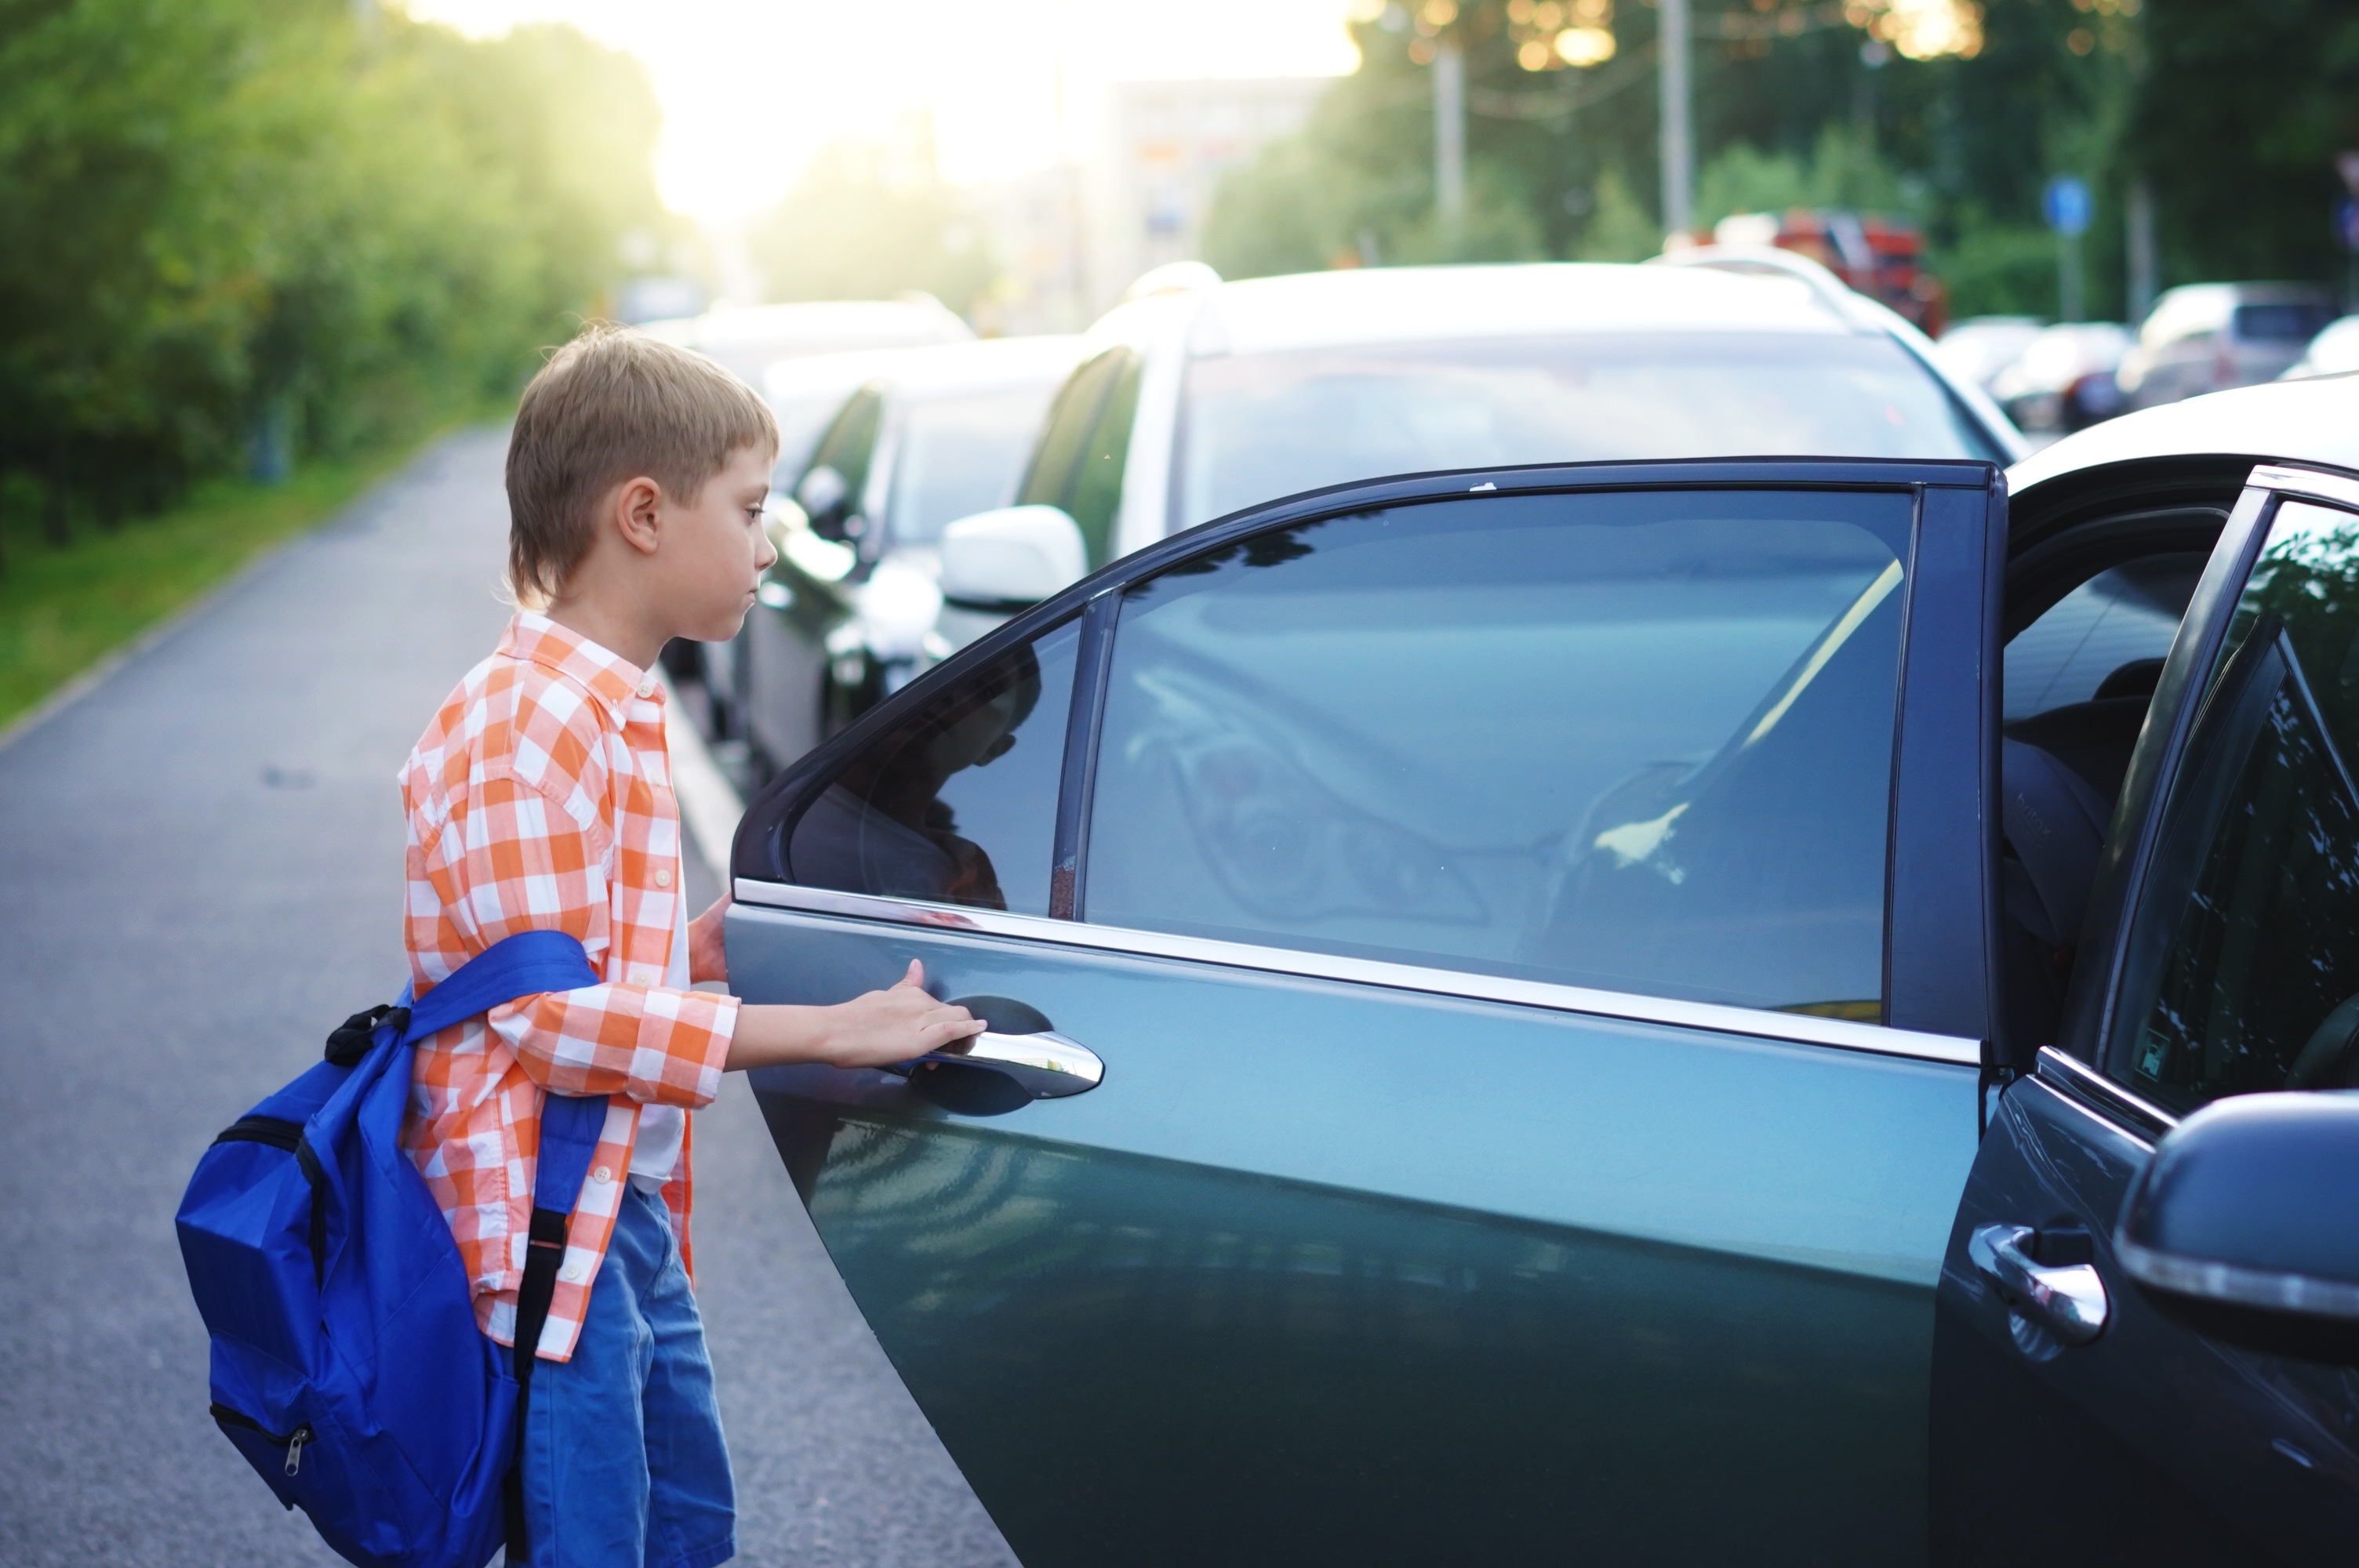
[974,76,1326,336]
[1089,78,1325,309]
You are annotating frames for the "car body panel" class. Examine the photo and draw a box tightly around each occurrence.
[732,902,1978,1566]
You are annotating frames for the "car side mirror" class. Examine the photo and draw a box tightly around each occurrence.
[796,465,852,539]
[938,506,1087,610]
[2116,1092,2359,1365]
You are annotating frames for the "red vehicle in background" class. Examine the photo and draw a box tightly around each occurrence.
[1711,210,1949,336]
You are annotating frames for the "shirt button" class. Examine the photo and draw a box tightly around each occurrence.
[591,1165,613,1184]
[560,1261,587,1283]
[654,868,672,888]
[635,678,655,699]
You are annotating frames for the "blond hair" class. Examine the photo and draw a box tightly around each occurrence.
[505,323,779,607]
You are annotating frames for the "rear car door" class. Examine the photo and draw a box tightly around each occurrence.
[1932,465,2359,1564]
[726,459,2004,1566]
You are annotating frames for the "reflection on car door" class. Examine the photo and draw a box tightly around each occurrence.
[727,463,2001,1566]
[1932,477,2359,1565]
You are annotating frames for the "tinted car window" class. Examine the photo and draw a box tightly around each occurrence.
[1084,490,1915,1017]
[2109,503,2359,1113]
[1018,347,1140,567]
[787,619,1078,915]
[887,386,1061,544]
[1175,335,1997,531]
[2233,303,2335,343]
[2005,557,2205,723]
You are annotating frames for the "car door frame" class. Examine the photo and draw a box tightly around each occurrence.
[734,455,2006,1055]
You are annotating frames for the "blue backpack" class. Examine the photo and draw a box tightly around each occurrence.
[177,930,606,1568]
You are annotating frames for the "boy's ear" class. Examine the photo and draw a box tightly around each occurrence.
[612,475,663,557]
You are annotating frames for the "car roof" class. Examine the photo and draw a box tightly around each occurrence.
[1174,263,1859,356]
[761,335,1085,405]
[642,298,972,353]
[2008,373,2359,495]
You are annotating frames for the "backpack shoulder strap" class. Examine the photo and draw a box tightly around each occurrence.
[397,928,600,1046]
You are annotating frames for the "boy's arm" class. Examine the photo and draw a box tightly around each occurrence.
[687,897,983,1070]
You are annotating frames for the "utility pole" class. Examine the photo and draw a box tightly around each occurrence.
[1434,37,1466,252]
[1658,0,1692,243]
[2126,178,2157,324]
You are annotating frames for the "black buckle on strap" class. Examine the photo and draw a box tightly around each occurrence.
[527,1207,570,1249]
[323,1004,411,1065]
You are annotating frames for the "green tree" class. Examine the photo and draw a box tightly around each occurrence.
[0,0,670,540]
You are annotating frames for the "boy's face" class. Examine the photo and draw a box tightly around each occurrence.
[661,443,780,643]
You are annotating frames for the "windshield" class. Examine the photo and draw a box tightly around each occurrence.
[887,386,1061,543]
[1175,332,2001,529]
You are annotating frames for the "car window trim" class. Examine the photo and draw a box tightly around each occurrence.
[2055,476,2288,1072]
[1049,588,1120,919]
[732,876,1983,1067]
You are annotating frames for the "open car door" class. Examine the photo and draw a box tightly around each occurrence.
[1932,465,2359,1565]
[726,459,2006,1566]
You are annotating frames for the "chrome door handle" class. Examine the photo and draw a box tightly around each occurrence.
[919,1029,1103,1098]
[1970,1222,2109,1345]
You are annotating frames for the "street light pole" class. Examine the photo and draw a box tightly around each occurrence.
[1658,0,1692,242]
[1434,37,1466,252]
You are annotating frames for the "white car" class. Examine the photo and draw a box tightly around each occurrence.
[2283,314,2359,381]
[925,256,2024,639]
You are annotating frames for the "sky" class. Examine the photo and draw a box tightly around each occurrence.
[403,0,1365,222]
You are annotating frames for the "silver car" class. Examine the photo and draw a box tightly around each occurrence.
[2116,283,2339,410]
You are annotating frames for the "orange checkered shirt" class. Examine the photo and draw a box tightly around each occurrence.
[399,613,738,1362]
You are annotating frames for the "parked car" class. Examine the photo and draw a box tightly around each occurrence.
[717,334,1088,771]
[637,296,972,387]
[720,357,2359,1563]
[913,258,2020,666]
[1932,313,2046,394]
[2116,282,2338,410]
[1709,208,1950,335]
[763,349,928,489]
[1987,320,2132,437]
[2283,313,2359,379]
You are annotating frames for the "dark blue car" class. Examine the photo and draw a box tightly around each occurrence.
[722,373,2359,1565]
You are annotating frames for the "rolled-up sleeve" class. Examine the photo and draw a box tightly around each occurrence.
[427,764,736,1109]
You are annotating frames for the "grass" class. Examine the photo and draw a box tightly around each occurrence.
[0,436,451,731]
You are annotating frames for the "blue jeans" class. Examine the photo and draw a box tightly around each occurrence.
[512,1184,736,1568]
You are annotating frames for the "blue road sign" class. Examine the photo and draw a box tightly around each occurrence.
[2044,175,2092,237]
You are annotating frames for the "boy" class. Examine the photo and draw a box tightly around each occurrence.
[398,325,984,1566]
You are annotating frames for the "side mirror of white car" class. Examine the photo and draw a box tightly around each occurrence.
[938,506,1088,609]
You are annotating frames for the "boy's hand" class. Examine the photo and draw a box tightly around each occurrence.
[724,960,987,1073]
[814,961,987,1069]
[689,895,730,984]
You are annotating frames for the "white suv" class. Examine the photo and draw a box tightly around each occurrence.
[931,258,2024,641]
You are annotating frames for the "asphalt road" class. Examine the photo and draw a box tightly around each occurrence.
[0,430,1018,1567]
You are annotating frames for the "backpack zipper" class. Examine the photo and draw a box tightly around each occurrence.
[210,1402,316,1475]
[210,1116,330,1285]
[213,1116,301,1151]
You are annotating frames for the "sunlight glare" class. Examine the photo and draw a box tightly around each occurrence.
[402,0,1362,221]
